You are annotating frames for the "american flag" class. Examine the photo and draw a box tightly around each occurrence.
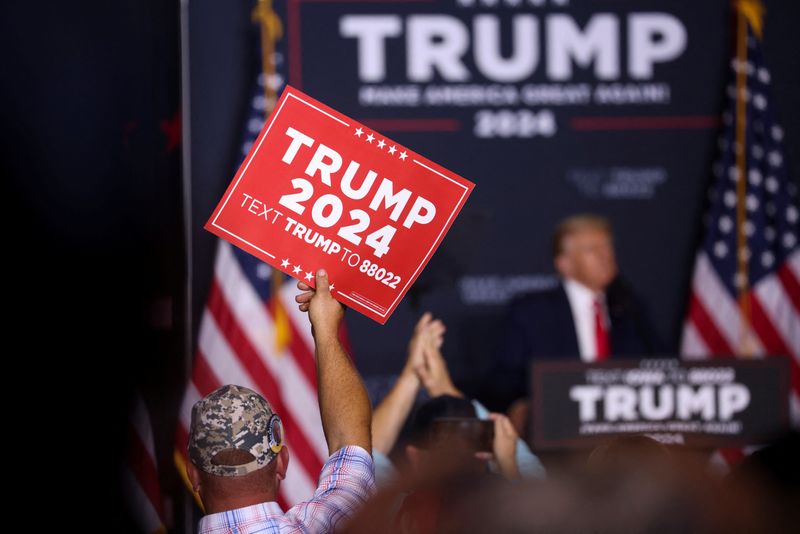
[124,395,167,534]
[174,15,331,508]
[680,4,800,437]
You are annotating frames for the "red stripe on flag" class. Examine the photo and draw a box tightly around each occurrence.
[128,423,165,521]
[777,264,800,316]
[205,285,283,403]
[750,295,800,396]
[282,307,318,389]
[192,351,222,397]
[750,294,797,357]
[276,494,290,512]
[688,293,734,354]
[207,282,324,478]
[718,447,746,466]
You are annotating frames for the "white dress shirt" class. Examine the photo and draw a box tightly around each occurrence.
[563,278,609,362]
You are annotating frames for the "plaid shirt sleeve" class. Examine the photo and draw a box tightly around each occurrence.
[283,445,375,533]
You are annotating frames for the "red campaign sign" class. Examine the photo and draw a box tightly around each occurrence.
[205,86,474,324]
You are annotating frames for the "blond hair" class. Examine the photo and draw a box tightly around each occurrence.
[552,214,612,258]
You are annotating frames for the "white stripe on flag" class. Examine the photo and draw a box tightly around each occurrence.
[122,467,164,534]
[215,242,277,357]
[274,355,328,460]
[215,243,327,459]
[753,271,800,359]
[179,381,202,430]
[680,320,710,358]
[278,282,315,355]
[788,249,800,280]
[197,310,259,393]
[693,253,765,353]
[707,449,731,476]
[790,392,800,428]
[132,395,157,460]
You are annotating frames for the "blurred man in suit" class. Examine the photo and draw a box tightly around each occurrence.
[494,214,661,412]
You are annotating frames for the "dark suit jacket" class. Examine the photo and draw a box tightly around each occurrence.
[492,278,662,409]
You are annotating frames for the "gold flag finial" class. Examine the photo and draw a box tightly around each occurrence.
[252,0,284,110]
[252,0,283,42]
[735,0,765,38]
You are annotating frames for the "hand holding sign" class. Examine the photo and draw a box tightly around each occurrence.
[206,87,474,323]
[295,269,343,341]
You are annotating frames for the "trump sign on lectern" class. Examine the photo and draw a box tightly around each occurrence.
[206,86,474,323]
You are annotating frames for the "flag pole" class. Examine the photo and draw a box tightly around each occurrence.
[253,0,282,110]
[253,0,292,351]
[733,0,764,356]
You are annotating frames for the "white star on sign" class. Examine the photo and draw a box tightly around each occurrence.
[281,258,290,268]
[304,271,314,281]
[329,283,335,291]
[366,133,375,143]
[388,145,397,155]
[292,264,302,275]
[399,151,408,161]
[377,139,386,149]
[354,127,363,137]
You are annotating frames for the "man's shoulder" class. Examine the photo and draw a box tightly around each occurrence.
[279,446,375,533]
[313,446,375,501]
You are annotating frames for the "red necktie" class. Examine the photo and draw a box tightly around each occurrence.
[594,298,610,361]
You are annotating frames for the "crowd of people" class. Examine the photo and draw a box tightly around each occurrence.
[185,216,798,533]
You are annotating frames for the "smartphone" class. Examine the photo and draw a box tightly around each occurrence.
[430,417,494,453]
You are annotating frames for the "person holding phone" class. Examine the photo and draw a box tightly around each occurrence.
[370,313,545,486]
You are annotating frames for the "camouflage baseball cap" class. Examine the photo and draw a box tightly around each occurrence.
[188,384,284,476]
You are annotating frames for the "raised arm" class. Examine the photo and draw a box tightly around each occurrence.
[372,313,445,455]
[416,324,462,399]
[296,270,371,454]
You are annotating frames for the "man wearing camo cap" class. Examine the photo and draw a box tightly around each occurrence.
[187,269,374,533]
